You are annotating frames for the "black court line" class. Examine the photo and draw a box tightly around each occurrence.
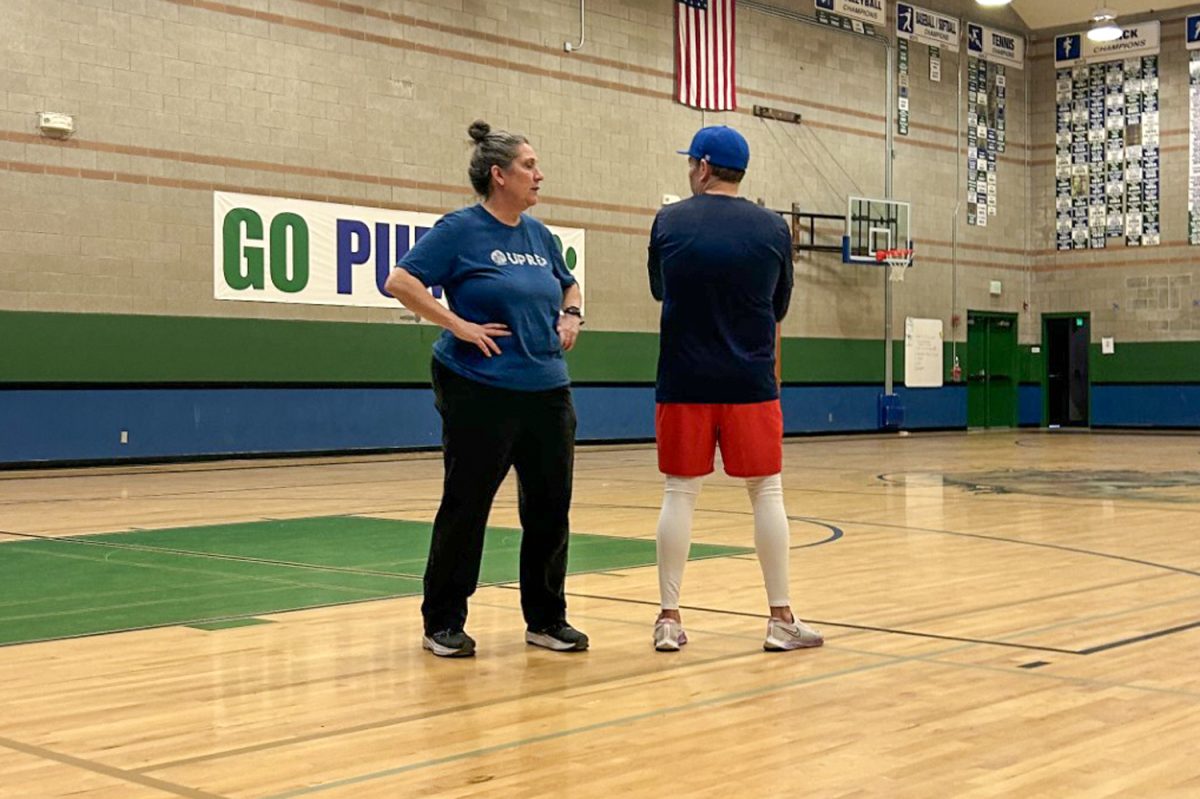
[529,501,845,548]
[1078,619,1200,654]
[539,589,1082,655]
[559,589,1200,657]
[807,513,1200,579]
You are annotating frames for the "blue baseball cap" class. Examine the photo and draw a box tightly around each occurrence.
[677,125,750,171]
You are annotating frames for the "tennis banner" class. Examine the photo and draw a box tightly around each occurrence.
[213,192,586,312]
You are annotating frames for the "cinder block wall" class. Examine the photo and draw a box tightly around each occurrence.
[0,0,1034,344]
[1028,14,1200,342]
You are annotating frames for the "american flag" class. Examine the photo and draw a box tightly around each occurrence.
[675,0,736,111]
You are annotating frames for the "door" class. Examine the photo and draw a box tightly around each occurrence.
[966,312,1018,428]
[1045,314,1090,427]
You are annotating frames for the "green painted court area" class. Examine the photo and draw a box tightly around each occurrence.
[0,516,750,646]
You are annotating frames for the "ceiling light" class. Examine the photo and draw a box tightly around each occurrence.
[1087,8,1122,42]
[975,0,1012,7]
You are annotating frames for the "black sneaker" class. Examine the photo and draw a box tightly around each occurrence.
[525,622,589,652]
[422,629,476,657]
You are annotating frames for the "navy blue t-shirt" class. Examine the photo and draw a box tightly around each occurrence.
[398,205,577,391]
[648,194,793,403]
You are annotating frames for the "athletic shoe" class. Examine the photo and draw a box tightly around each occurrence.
[653,618,688,651]
[763,616,824,651]
[525,622,589,651]
[422,628,476,657]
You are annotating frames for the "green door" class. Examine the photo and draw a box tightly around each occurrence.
[966,312,1018,428]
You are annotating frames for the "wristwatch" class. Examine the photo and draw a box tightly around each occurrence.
[561,306,585,325]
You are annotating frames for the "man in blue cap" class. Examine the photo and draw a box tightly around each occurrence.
[647,125,823,653]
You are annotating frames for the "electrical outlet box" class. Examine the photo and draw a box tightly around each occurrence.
[38,111,75,137]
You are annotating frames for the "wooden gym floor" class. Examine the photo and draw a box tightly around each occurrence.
[2,430,1199,797]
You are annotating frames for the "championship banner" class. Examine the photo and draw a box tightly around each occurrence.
[213,192,586,313]
[896,3,959,52]
[966,23,1025,69]
[1055,22,1160,66]
[815,0,885,27]
[1189,49,1200,244]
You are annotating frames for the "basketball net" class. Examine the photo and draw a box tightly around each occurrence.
[875,248,913,282]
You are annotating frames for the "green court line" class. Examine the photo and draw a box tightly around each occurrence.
[0,516,750,646]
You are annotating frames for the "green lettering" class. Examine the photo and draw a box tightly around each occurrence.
[222,208,264,290]
[269,213,309,293]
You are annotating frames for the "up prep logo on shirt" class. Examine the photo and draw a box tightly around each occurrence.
[489,249,549,267]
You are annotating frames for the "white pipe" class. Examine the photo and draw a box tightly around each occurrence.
[564,0,585,52]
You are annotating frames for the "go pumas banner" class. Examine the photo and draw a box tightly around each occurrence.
[966,22,1025,69]
[213,192,586,312]
[896,3,959,52]
[815,0,885,26]
[1055,22,1160,66]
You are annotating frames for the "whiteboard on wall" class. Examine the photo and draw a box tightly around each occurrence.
[905,317,944,388]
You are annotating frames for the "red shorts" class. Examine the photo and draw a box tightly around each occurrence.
[655,400,783,478]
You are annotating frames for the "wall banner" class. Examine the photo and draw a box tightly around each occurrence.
[896,3,959,52]
[966,22,1024,70]
[1055,22,1160,67]
[1188,14,1200,50]
[1190,50,1200,244]
[815,0,885,27]
[213,192,586,312]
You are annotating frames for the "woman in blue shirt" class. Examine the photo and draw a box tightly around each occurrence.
[384,120,587,658]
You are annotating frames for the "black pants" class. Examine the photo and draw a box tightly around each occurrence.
[422,359,576,634]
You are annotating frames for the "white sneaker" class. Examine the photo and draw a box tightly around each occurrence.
[654,618,688,651]
[764,616,823,651]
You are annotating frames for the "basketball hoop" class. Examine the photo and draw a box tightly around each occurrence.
[875,248,913,282]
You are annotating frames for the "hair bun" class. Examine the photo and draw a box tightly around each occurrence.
[468,120,491,142]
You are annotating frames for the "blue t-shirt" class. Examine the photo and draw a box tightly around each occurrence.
[398,204,577,391]
[648,194,793,403]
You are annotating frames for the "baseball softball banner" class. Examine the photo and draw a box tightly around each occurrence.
[213,192,586,313]
[896,4,959,52]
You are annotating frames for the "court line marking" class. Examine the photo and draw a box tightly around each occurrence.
[259,658,902,799]
[0,526,745,648]
[135,646,774,774]
[563,498,1200,577]
[0,734,229,799]
[575,473,1200,515]
[810,515,1200,578]
[553,590,1080,655]
[545,600,1200,701]
[255,610,1200,799]
[134,585,1200,779]
[1080,619,1200,654]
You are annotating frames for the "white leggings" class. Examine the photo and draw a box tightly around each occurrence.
[656,473,790,610]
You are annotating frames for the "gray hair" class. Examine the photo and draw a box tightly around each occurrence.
[467,120,528,198]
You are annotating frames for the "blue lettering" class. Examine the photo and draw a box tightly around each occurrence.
[373,223,392,297]
[336,219,370,295]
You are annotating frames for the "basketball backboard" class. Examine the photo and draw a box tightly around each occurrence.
[843,196,912,264]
